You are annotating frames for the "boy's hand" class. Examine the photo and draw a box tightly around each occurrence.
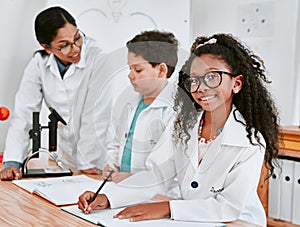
[102,164,119,180]
[78,192,109,214]
[80,167,102,175]
[113,202,171,222]
[110,172,132,183]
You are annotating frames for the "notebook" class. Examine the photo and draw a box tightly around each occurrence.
[61,205,226,227]
[12,175,108,206]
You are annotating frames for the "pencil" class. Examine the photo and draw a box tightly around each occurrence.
[87,170,114,204]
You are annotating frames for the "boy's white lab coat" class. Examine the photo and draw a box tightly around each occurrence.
[3,37,113,169]
[105,81,176,173]
[103,107,266,226]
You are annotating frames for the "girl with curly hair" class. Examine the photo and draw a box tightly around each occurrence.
[78,33,280,227]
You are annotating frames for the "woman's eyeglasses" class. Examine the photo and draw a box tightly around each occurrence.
[46,30,85,55]
[183,71,234,93]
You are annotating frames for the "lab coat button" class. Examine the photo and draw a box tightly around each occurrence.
[191,181,198,188]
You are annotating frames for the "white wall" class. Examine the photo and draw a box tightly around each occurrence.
[0,0,47,152]
[0,0,191,154]
[191,0,299,126]
[1,0,299,154]
[292,1,300,125]
[46,0,191,103]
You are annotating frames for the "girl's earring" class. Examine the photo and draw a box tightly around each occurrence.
[233,89,239,94]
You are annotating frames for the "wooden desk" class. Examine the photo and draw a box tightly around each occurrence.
[0,162,260,226]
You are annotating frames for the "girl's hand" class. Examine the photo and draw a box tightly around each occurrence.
[78,192,109,214]
[113,202,171,222]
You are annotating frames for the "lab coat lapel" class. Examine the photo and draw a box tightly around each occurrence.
[198,133,223,173]
[198,106,249,173]
[126,91,141,129]
[46,54,61,79]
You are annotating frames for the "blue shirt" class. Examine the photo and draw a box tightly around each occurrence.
[120,99,150,172]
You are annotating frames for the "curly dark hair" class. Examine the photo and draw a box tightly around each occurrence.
[174,33,280,177]
[126,30,179,78]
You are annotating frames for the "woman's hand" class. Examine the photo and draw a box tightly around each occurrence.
[113,202,171,222]
[0,166,22,180]
[78,192,109,214]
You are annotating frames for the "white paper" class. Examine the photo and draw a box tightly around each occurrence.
[12,175,107,206]
[61,205,226,227]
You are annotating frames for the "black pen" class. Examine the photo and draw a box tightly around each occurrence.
[87,170,114,205]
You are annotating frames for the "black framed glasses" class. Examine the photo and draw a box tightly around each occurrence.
[46,30,85,55]
[183,71,234,93]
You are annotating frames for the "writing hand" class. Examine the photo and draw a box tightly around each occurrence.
[78,192,109,214]
[114,202,171,222]
[0,166,22,180]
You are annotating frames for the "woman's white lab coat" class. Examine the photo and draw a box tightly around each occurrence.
[106,81,177,173]
[3,37,113,169]
[103,107,266,226]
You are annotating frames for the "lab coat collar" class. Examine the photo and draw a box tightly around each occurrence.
[150,81,176,108]
[131,80,175,109]
[195,106,252,148]
[187,106,253,172]
[220,106,253,147]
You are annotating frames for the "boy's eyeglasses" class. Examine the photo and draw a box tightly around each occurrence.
[46,30,85,55]
[183,71,234,93]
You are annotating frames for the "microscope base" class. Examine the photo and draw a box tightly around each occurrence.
[23,167,73,178]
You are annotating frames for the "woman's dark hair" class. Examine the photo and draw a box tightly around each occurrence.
[34,6,76,57]
[126,30,179,78]
[174,33,280,177]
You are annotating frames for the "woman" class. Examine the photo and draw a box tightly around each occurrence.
[1,6,112,180]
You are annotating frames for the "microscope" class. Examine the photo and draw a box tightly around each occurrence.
[22,107,73,177]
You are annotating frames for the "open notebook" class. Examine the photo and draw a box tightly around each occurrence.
[61,205,226,227]
[12,175,109,206]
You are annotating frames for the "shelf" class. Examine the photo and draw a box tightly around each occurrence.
[268,218,300,227]
[266,126,300,227]
[279,126,300,152]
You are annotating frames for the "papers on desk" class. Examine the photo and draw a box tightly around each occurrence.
[12,175,108,206]
[61,205,226,227]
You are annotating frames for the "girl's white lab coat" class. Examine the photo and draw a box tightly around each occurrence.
[103,107,266,226]
[106,81,176,173]
[3,37,113,169]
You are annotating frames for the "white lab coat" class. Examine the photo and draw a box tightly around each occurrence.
[102,107,266,226]
[105,81,177,173]
[3,37,113,169]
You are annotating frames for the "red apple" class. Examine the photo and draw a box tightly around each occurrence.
[0,106,10,121]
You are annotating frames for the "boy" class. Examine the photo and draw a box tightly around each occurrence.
[102,30,178,184]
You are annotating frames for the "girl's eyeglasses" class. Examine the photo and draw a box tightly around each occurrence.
[183,71,234,93]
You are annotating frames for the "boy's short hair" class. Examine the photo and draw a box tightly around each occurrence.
[126,30,179,78]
